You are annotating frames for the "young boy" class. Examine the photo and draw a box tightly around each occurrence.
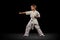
[19,4,45,37]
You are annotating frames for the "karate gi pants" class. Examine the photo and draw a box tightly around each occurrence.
[24,18,44,36]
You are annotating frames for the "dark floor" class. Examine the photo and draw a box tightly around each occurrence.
[1,33,59,40]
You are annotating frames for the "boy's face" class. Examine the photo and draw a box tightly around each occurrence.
[31,6,36,10]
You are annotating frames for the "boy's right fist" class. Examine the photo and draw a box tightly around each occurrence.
[19,12,22,14]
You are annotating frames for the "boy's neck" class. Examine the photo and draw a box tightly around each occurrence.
[32,9,36,11]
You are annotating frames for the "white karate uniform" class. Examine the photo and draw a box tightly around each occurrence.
[24,10,44,36]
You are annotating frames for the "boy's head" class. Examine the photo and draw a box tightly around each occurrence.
[30,4,37,10]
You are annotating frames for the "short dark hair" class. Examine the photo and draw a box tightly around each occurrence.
[31,4,37,8]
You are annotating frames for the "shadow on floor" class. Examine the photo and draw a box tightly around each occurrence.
[1,33,59,40]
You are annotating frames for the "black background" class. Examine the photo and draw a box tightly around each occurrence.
[1,0,59,34]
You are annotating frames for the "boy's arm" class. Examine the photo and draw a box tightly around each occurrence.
[35,12,40,18]
[19,12,26,14]
[19,11,30,15]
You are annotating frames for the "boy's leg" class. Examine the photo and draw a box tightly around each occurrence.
[35,24,45,36]
[24,21,32,36]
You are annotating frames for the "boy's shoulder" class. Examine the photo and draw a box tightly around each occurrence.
[35,10,39,13]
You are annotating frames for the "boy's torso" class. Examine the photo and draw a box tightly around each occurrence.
[30,10,38,18]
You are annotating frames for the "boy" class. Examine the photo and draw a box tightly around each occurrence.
[19,4,45,37]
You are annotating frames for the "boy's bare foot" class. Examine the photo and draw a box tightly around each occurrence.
[40,34,45,36]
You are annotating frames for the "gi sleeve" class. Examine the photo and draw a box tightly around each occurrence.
[25,11,31,15]
[36,12,40,17]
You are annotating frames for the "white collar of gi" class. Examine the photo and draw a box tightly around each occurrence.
[32,10,36,12]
